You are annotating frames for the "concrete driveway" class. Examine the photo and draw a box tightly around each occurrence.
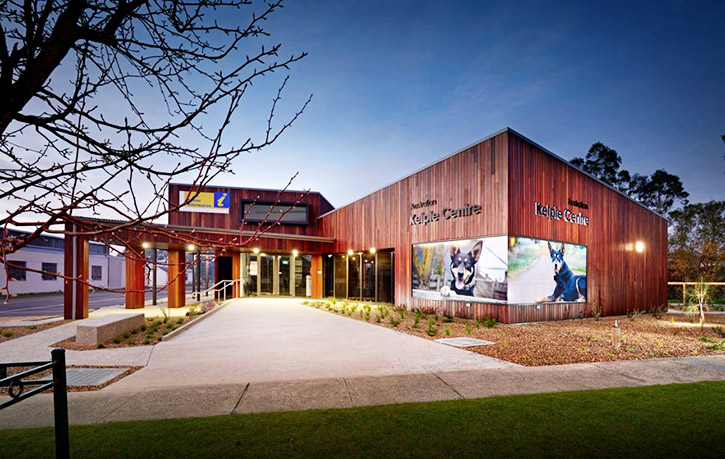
[109,298,516,391]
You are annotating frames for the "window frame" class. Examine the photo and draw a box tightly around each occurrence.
[240,200,309,225]
[91,265,103,281]
[41,262,58,280]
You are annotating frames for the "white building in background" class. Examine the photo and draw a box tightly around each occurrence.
[0,230,125,295]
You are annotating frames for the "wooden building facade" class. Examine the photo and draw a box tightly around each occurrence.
[63,128,667,323]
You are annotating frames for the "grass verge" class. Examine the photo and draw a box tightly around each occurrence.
[1,381,724,458]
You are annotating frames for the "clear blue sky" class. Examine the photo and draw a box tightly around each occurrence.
[211,0,724,209]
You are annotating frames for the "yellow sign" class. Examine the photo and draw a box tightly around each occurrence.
[179,191,230,214]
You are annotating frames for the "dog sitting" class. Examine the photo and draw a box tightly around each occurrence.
[440,241,483,297]
[536,242,587,303]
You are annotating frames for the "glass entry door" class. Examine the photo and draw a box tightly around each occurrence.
[259,255,274,294]
[279,256,291,296]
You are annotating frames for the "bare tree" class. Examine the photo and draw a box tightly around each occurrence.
[0,0,311,297]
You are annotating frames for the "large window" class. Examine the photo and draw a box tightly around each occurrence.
[333,255,347,298]
[376,251,394,303]
[327,251,394,303]
[241,201,308,225]
[42,262,58,280]
[91,265,103,281]
[7,261,26,281]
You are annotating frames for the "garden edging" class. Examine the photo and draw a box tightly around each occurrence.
[162,299,231,341]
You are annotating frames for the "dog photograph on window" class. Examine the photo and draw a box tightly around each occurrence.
[411,236,508,304]
[507,237,587,304]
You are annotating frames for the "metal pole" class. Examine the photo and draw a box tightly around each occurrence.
[52,348,70,459]
[152,248,158,305]
[191,251,197,302]
[196,253,200,301]
[205,256,210,296]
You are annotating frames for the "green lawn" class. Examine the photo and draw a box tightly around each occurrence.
[2,381,724,458]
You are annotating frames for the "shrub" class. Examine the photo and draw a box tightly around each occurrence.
[389,316,400,327]
[627,309,643,322]
[143,338,151,345]
[413,310,421,327]
[466,323,472,336]
[590,304,601,321]
[130,329,138,334]
[97,343,105,349]
[177,318,184,325]
[2,330,14,338]
[113,337,121,344]
[445,326,451,336]
[652,304,667,319]
[486,318,497,328]
[126,338,135,345]
[714,326,725,338]
[122,333,130,339]
[426,317,438,337]
[140,324,147,332]
[26,325,37,330]
[443,313,454,323]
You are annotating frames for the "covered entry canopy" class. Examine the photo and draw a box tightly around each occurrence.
[63,216,335,319]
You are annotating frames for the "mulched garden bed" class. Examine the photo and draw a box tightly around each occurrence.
[55,302,217,350]
[303,299,725,366]
[0,320,70,343]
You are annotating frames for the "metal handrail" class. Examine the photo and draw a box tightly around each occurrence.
[189,279,240,302]
[0,349,69,458]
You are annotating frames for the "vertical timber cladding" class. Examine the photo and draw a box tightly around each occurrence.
[317,131,509,317]
[507,131,668,320]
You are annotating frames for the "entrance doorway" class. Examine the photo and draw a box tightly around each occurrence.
[217,256,234,298]
[242,253,311,297]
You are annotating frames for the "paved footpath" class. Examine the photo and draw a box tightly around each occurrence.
[1,355,724,430]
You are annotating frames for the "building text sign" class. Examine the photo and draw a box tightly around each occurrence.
[535,202,589,226]
[179,191,230,214]
[410,202,481,226]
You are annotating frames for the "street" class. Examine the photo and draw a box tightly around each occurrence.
[0,286,192,318]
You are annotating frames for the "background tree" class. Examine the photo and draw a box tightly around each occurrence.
[0,0,310,297]
[668,201,725,282]
[571,142,688,216]
[570,142,631,192]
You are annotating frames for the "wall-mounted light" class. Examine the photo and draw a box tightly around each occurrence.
[253,248,260,254]
[370,247,376,254]
[635,241,645,253]
[187,244,196,251]
[292,249,299,257]
[141,242,150,249]
[327,254,333,258]
[347,249,354,256]
[509,237,517,248]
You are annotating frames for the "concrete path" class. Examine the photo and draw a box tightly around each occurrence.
[108,298,516,391]
[1,355,724,429]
